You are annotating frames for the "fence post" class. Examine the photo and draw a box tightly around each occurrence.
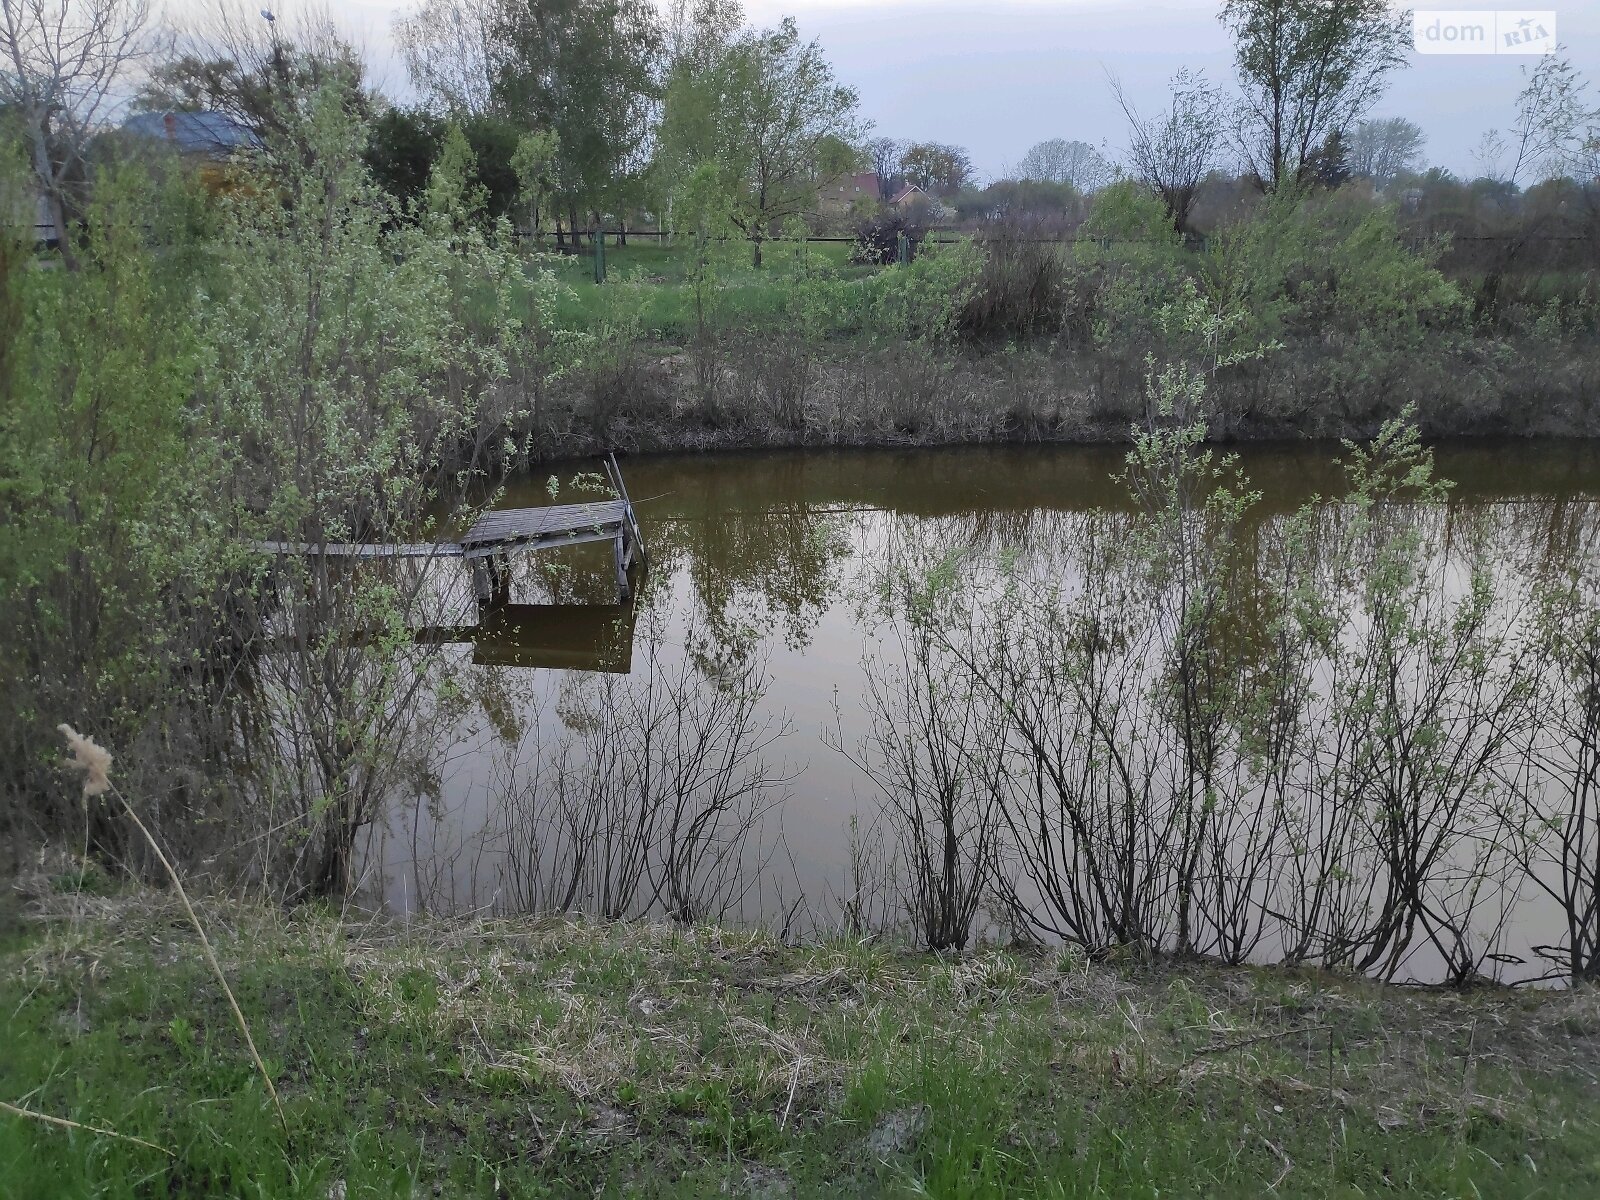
[594,226,606,284]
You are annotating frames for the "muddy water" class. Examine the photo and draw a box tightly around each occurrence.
[369,441,1600,980]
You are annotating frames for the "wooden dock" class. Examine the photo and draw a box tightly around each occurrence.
[255,455,647,605]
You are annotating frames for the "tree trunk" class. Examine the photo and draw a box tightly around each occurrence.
[27,120,75,269]
[618,215,627,247]
[569,204,583,247]
[46,189,74,269]
[751,238,763,268]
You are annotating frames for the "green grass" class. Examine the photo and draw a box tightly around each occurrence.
[534,239,878,342]
[5,882,1600,1197]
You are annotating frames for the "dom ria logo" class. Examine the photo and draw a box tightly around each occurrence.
[1414,10,1557,54]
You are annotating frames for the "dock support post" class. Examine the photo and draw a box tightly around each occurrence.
[613,534,630,604]
[492,553,512,608]
[476,552,512,610]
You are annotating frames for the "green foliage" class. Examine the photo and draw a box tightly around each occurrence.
[899,140,974,195]
[366,110,527,225]
[1078,180,1183,246]
[659,16,864,265]
[1221,0,1410,190]
[1072,183,1194,363]
[492,0,664,224]
[1,80,575,885]
[673,162,741,342]
[424,124,488,229]
[1209,188,1465,346]
[868,238,983,344]
[0,154,215,829]
[363,106,444,212]
[201,86,555,541]
[511,127,560,234]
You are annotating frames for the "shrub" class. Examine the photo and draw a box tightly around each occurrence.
[868,238,983,344]
[849,207,929,266]
[958,218,1069,342]
[0,158,219,868]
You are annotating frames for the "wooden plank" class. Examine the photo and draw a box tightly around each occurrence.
[254,541,462,559]
[250,464,648,618]
[460,527,623,559]
[606,454,648,569]
[462,501,628,546]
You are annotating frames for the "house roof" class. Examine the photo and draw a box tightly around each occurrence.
[823,171,880,197]
[122,111,261,156]
[890,183,926,205]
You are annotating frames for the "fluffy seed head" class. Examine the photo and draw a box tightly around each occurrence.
[57,723,112,798]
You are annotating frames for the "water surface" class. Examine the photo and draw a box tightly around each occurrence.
[370,441,1600,981]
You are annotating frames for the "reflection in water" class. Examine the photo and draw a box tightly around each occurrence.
[466,604,639,673]
[364,442,1600,984]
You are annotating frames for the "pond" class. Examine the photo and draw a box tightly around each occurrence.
[364,441,1600,984]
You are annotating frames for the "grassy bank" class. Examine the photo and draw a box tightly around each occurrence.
[4,877,1600,1197]
[516,227,1600,458]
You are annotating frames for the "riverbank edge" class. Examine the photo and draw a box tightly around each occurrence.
[4,877,1600,1196]
[528,338,1600,463]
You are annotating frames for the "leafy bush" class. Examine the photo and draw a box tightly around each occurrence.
[868,238,983,344]
[1066,182,1194,370]
[849,207,929,266]
[1209,186,1465,348]
[0,159,219,864]
[958,218,1069,342]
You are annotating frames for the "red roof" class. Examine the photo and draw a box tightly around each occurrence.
[825,172,881,196]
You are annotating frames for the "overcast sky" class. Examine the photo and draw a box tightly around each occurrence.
[220,0,1599,181]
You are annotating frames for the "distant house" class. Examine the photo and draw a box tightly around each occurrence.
[817,171,881,220]
[121,111,262,197]
[888,182,947,222]
[889,183,927,208]
[121,111,261,159]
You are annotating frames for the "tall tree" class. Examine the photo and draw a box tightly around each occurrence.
[1016,137,1114,193]
[899,141,972,195]
[138,6,369,151]
[659,15,861,265]
[1347,116,1426,189]
[364,106,446,209]
[492,0,664,239]
[1307,128,1351,188]
[864,135,904,199]
[394,0,502,116]
[511,126,558,238]
[0,0,153,262]
[1110,68,1226,233]
[665,0,740,69]
[1221,0,1408,191]
[1474,53,1596,187]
